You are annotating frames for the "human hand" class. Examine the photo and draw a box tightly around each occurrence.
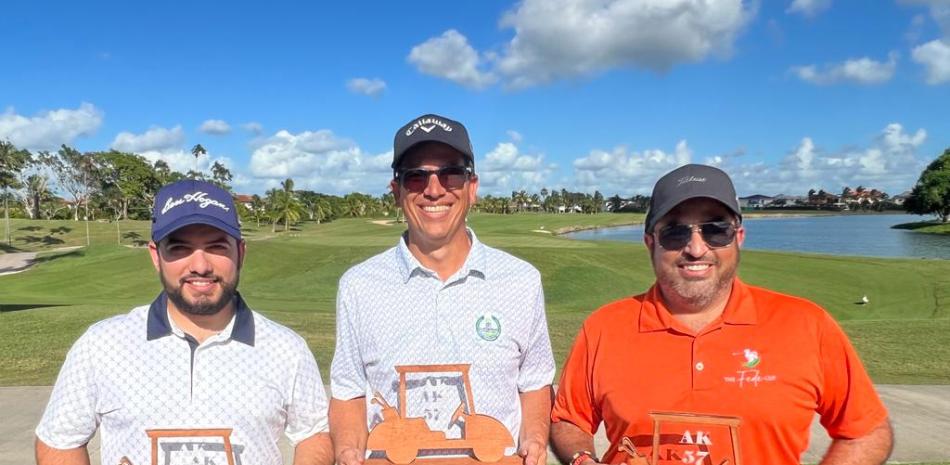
[519,439,548,465]
[336,447,364,465]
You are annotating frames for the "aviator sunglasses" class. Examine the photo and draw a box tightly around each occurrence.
[398,165,473,193]
[655,221,738,250]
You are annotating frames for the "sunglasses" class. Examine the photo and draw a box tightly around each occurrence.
[398,166,472,193]
[655,221,738,250]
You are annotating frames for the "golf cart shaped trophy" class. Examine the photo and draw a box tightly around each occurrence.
[365,364,520,465]
[617,412,742,465]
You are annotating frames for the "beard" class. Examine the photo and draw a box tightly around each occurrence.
[159,268,240,316]
[655,250,739,309]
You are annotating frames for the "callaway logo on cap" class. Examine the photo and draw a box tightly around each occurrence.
[151,179,242,242]
[392,113,475,171]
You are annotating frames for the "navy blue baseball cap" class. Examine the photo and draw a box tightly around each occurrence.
[392,113,475,171]
[151,180,241,243]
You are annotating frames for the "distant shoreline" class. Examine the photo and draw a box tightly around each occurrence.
[553,210,908,236]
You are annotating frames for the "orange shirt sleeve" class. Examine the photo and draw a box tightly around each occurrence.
[551,323,601,434]
[815,311,888,438]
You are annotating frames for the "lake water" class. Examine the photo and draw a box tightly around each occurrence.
[565,214,950,259]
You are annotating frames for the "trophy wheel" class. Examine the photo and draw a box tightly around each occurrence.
[385,445,418,464]
[472,444,505,463]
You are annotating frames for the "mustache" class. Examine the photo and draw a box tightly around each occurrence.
[675,254,719,266]
[178,273,222,284]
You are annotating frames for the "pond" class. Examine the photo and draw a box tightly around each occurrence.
[564,214,950,259]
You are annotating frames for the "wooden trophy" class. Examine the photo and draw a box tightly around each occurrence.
[142,428,236,465]
[365,364,520,465]
[615,412,742,465]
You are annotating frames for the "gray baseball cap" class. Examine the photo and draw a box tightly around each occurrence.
[645,164,742,233]
[392,113,475,171]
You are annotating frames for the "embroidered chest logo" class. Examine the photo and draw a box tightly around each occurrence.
[722,347,777,388]
[475,314,501,341]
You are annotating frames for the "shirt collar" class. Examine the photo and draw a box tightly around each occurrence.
[395,228,487,283]
[146,291,256,346]
[638,278,757,332]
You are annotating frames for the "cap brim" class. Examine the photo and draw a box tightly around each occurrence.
[151,214,242,243]
[647,195,742,232]
[392,140,475,169]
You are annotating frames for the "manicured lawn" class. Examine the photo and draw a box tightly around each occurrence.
[2,214,949,386]
[893,219,950,235]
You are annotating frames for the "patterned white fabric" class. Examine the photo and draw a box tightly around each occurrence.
[331,230,555,453]
[36,294,328,465]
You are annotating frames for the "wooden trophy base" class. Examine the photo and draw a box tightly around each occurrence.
[365,456,523,465]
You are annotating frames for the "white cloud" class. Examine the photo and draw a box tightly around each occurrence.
[899,0,950,33]
[0,103,103,151]
[792,52,898,85]
[478,142,555,194]
[111,126,185,153]
[110,124,233,175]
[912,39,950,83]
[248,129,392,194]
[199,119,231,135]
[241,122,263,135]
[902,0,950,83]
[408,29,498,89]
[572,140,693,195]
[563,123,927,197]
[721,123,927,195]
[494,0,752,88]
[786,0,831,17]
[346,77,388,97]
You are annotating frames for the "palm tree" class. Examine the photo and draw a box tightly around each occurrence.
[25,174,50,219]
[266,178,304,232]
[191,144,206,175]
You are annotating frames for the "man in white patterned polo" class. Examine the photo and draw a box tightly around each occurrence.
[329,114,555,465]
[35,180,332,465]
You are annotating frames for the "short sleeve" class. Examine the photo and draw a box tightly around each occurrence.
[517,277,556,392]
[815,312,888,438]
[330,275,368,400]
[551,324,600,434]
[284,341,330,445]
[35,329,101,449]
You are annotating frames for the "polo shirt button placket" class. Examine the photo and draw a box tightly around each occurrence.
[695,362,704,371]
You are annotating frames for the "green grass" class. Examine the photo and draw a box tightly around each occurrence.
[2,214,949,386]
[893,219,950,235]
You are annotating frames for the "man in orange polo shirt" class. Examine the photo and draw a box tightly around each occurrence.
[550,164,892,465]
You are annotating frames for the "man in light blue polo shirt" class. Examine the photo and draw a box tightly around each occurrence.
[329,114,555,465]
[36,180,332,465]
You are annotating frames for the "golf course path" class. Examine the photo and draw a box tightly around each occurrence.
[0,246,83,276]
[1,385,947,464]
[0,251,37,276]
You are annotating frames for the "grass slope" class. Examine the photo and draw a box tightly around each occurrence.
[2,213,949,386]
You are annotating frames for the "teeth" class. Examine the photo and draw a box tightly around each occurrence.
[423,205,450,212]
[684,264,710,271]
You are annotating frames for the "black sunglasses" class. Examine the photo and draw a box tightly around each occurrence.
[398,166,472,193]
[655,221,738,250]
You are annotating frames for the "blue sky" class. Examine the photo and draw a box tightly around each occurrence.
[1,0,948,198]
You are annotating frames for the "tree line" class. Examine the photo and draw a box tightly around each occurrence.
[3,140,948,237]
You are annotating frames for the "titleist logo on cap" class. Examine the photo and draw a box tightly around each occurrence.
[677,176,707,187]
[404,117,453,136]
[161,191,231,215]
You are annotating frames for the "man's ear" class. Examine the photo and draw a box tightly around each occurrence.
[390,179,401,203]
[148,241,161,272]
[237,239,247,269]
[643,233,656,261]
[467,173,479,204]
